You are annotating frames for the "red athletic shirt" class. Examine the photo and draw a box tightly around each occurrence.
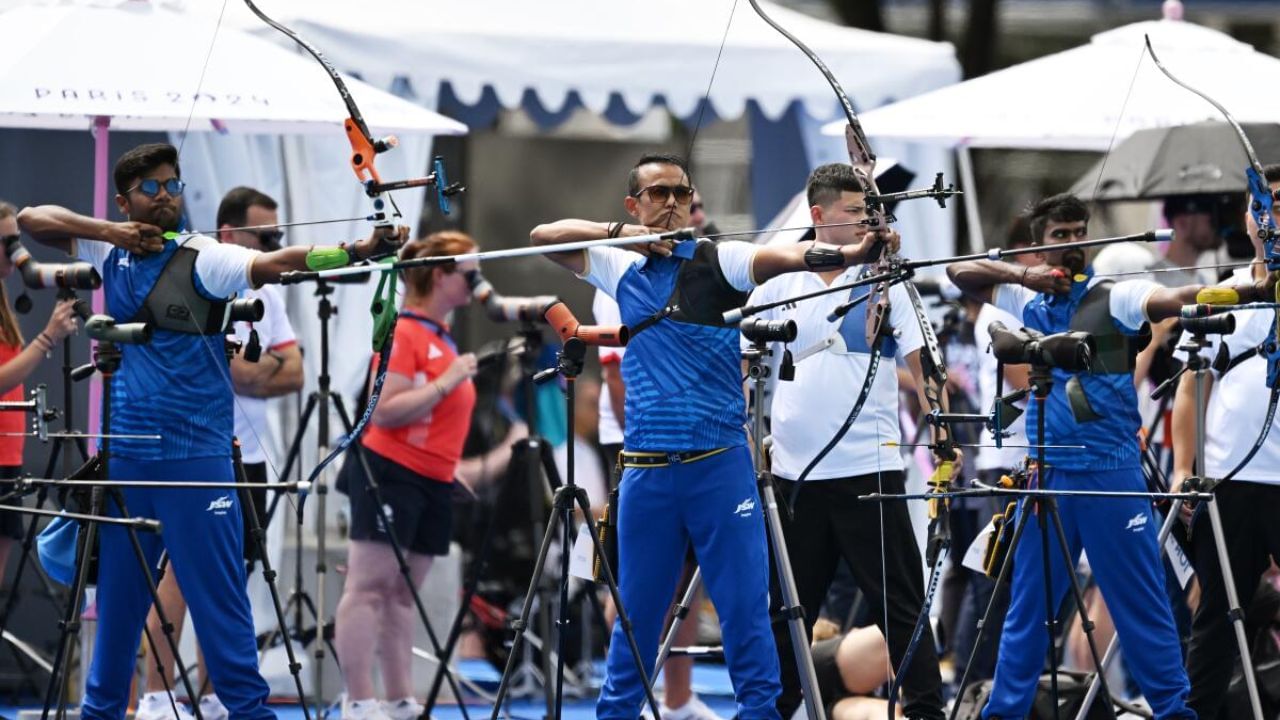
[0,343,24,466]
[361,313,476,483]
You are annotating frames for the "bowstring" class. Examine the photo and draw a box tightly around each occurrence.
[175,0,231,159]
[1087,43,1148,202]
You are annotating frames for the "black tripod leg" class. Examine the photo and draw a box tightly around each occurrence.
[948,499,1036,720]
[1044,497,1118,720]
[0,486,51,638]
[237,481,311,720]
[1036,500,1061,720]
[137,554,189,720]
[425,439,529,715]
[353,449,471,719]
[570,488,664,720]
[107,489,204,720]
[42,496,100,720]
[486,490,575,720]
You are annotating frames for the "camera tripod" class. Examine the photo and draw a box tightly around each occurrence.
[423,325,554,716]
[40,337,202,720]
[945,361,1118,720]
[263,279,353,713]
[0,289,93,686]
[485,337,662,720]
[740,336,828,720]
[1072,319,1264,720]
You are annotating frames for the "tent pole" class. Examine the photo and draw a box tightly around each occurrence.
[957,144,985,252]
[89,115,110,457]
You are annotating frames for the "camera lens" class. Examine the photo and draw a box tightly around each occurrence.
[740,318,798,343]
[227,298,265,323]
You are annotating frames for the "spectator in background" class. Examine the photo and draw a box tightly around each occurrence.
[0,202,78,590]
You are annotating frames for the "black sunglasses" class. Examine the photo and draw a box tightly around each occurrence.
[127,177,185,198]
[633,184,694,205]
[246,229,285,248]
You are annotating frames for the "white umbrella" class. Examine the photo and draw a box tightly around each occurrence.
[0,2,467,135]
[0,0,467,449]
[825,17,1280,151]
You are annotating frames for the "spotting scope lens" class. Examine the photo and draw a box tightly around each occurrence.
[988,321,1094,372]
[740,318,798,344]
[227,298,264,323]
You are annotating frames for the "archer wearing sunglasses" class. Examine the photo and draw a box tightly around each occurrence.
[531,153,891,720]
[16,142,408,720]
[128,184,306,720]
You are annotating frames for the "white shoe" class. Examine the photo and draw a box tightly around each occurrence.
[663,694,725,720]
[381,697,428,720]
[343,698,393,720]
[136,691,196,720]
[197,694,230,720]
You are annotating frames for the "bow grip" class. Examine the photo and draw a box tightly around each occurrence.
[927,461,953,520]
[370,258,398,351]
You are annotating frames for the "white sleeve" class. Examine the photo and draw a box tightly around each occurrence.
[1109,279,1161,332]
[261,286,297,348]
[74,239,111,273]
[889,284,925,356]
[578,247,643,298]
[715,241,760,292]
[194,241,259,298]
[992,283,1036,320]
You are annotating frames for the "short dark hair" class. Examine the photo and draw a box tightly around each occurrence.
[1263,163,1280,185]
[114,143,180,196]
[627,153,690,197]
[1027,193,1089,244]
[217,186,278,229]
[806,163,862,208]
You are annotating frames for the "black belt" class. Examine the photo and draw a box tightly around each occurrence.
[620,448,729,468]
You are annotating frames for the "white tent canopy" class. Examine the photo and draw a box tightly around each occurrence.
[0,2,466,135]
[214,0,960,121]
[830,18,1280,150]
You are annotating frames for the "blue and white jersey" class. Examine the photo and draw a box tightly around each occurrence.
[580,240,757,452]
[993,271,1158,471]
[78,237,258,461]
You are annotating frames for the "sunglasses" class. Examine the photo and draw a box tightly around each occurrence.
[127,177,185,198]
[246,228,285,248]
[633,184,694,205]
[1048,226,1088,240]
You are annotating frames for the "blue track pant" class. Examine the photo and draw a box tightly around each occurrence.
[82,456,273,720]
[597,446,781,719]
[982,466,1194,720]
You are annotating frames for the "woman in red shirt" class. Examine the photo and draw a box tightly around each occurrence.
[335,231,480,720]
[0,202,79,582]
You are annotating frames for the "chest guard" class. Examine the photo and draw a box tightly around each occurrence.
[631,241,749,336]
[130,237,231,335]
[1067,280,1150,374]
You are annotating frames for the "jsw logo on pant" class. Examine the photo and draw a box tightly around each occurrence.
[206,495,234,515]
[734,497,756,518]
[1125,512,1148,532]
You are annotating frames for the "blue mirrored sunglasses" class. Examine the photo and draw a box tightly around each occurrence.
[128,177,185,198]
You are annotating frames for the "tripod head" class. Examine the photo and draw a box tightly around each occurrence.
[533,337,586,384]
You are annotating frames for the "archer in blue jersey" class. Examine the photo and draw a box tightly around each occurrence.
[946,194,1278,720]
[19,143,406,720]
[531,153,888,720]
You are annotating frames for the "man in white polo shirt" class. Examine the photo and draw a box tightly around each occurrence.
[1171,163,1280,720]
[746,163,955,720]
